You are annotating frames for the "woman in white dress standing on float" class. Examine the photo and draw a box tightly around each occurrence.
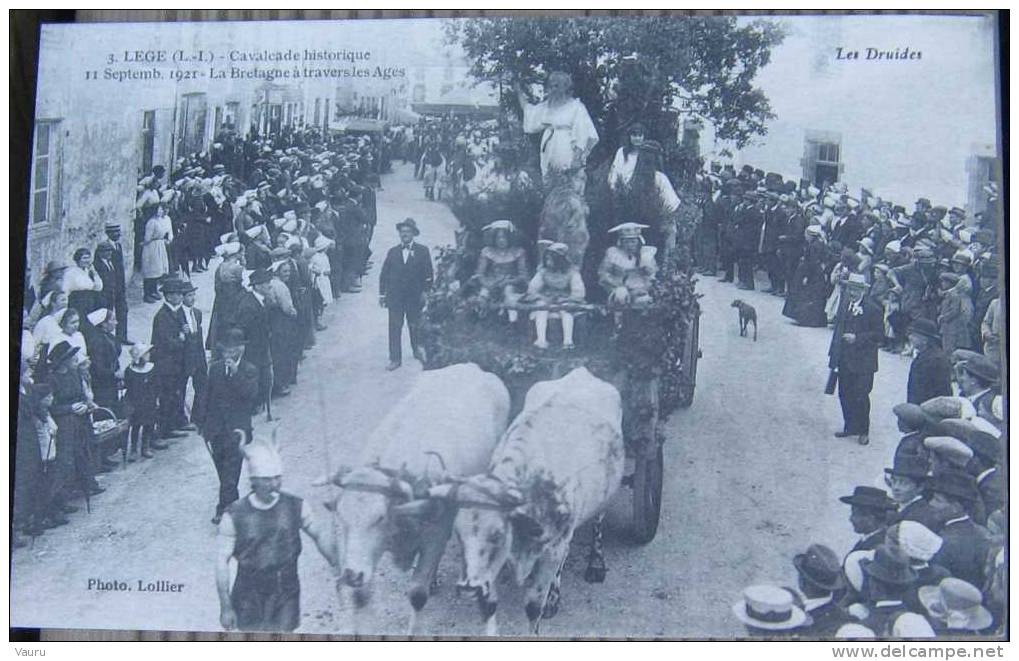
[516,71,599,186]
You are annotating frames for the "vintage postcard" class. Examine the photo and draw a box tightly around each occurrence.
[11,12,1004,639]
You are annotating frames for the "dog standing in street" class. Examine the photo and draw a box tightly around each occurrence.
[731,299,758,341]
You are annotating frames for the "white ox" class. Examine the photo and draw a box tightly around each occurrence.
[430,366,625,635]
[319,363,510,634]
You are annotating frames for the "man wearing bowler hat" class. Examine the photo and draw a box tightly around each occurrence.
[905,318,952,405]
[151,277,191,444]
[379,218,433,371]
[232,268,276,418]
[180,280,208,427]
[828,273,884,445]
[790,543,849,637]
[201,328,260,525]
[885,453,945,533]
[856,545,935,637]
[928,469,993,587]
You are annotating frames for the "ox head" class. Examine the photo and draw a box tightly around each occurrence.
[317,464,422,592]
[435,476,551,604]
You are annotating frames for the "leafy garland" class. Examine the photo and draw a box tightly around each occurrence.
[422,164,701,436]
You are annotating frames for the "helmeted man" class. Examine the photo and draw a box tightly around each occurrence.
[598,222,657,306]
[216,438,336,632]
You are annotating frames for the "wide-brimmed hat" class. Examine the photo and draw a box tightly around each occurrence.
[215,242,243,258]
[217,327,247,349]
[179,280,198,294]
[46,341,80,367]
[793,544,845,592]
[731,585,808,631]
[104,223,122,234]
[839,485,897,510]
[918,578,993,631]
[483,219,516,233]
[884,454,930,481]
[860,545,918,586]
[906,318,941,341]
[44,259,70,275]
[396,218,420,236]
[608,222,649,241]
[888,521,943,562]
[959,355,1000,384]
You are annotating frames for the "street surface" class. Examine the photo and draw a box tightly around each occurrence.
[11,163,911,638]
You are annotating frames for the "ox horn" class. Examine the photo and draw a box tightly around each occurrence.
[389,477,414,501]
[425,483,456,500]
[312,465,352,487]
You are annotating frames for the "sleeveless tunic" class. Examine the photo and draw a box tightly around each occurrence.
[228,492,303,632]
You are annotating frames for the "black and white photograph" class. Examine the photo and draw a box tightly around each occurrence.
[9,10,1006,642]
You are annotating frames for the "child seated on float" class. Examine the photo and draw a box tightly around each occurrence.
[525,241,585,350]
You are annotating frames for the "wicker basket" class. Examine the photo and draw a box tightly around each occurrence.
[91,407,129,445]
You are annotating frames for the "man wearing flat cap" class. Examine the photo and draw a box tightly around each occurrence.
[828,273,884,445]
[956,355,1000,421]
[379,218,433,371]
[905,318,952,405]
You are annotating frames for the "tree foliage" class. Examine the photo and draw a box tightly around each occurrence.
[444,16,784,160]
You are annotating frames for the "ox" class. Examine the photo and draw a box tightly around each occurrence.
[317,363,510,634]
[426,367,625,635]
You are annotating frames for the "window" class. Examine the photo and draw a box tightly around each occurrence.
[31,120,61,225]
[817,142,840,163]
[178,92,208,156]
[141,110,156,174]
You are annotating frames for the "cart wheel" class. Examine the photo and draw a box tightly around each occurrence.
[629,443,663,544]
[677,310,700,408]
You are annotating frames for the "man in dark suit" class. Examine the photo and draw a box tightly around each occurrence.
[928,470,993,587]
[733,192,763,290]
[839,486,896,554]
[379,218,433,371]
[181,281,209,426]
[759,191,789,295]
[828,274,884,445]
[201,328,260,525]
[232,268,275,418]
[150,278,191,444]
[885,454,947,532]
[905,319,952,404]
[104,223,130,343]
